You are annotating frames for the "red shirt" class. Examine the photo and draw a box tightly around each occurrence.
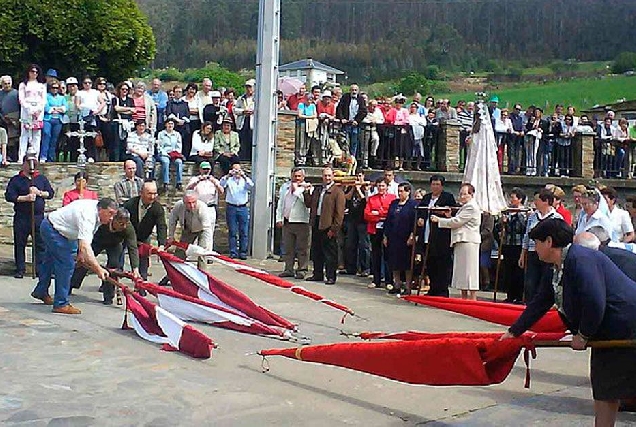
[62,188,99,206]
[556,204,572,226]
[287,93,306,111]
[364,193,397,234]
[316,101,335,117]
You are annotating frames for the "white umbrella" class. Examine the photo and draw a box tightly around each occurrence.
[278,77,304,97]
[462,102,507,215]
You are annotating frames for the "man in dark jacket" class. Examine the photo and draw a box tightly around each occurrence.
[416,175,456,297]
[5,156,55,278]
[502,219,636,426]
[304,166,345,285]
[336,84,367,158]
[123,180,167,280]
[70,208,140,304]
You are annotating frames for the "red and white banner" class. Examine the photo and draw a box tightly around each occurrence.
[135,280,295,339]
[124,288,214,359]
[154,249,296,331]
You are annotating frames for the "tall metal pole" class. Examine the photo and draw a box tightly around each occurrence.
[251,0,280,259]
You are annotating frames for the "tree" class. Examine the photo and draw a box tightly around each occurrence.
[0,0,155,82]
[397,73,429,97]
[612,52,636,74]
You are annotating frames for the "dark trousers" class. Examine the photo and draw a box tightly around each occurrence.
[370,230,392,286]
[216,154,241,175]
[345,221,370,274]
[425,249,453,297]
[310,219,338,282]
[524,251,551,302]
[13,214,44,275]
[501,245,524,301]
[70,242,123,301]
[238,125,253,161]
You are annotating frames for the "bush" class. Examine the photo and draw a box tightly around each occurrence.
[181,64,244,89]
[612,52,636,74]
[424,65,441,80]
[397,73,429,96]
[155,67,184,82]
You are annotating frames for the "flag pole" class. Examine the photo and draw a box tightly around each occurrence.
[533,339,636,349]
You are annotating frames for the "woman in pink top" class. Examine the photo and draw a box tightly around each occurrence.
[390,95,411,170]
[62,171,99,206]
[18,64,47,162]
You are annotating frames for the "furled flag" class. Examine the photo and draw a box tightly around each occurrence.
[157,241,358,321]
[129,277,295,339]
[402,295,567,333]
[353,330,569,342]
[146,245,296,331]
[259,333,538,386]
[123,287,214,359]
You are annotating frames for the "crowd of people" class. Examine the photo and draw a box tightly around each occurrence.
[0,64,254,193]
[285,84,636,178]
[276,165,636,304]
[4,155,254,309]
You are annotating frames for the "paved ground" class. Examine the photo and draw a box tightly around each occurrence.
[1,252,636,426]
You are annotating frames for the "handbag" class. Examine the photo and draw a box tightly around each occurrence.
[94,131,104,148]
[168,150,185,161]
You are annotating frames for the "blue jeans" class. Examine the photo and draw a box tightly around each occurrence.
[344,124,360,157]
[159,155,183,184]
[32,219,76,308]
[42,118,63,161]
[226,204,249,257]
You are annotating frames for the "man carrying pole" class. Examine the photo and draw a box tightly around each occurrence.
[5,155,54,278]
[500,218,636,426]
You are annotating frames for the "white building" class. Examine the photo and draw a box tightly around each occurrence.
[279,58,345,87]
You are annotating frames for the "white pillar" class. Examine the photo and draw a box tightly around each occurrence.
[251,0,280,259]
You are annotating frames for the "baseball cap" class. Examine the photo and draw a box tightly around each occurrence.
[199,161,212,169]
[65,77,78,85]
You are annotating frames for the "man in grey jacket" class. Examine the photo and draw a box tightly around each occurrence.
[276,167,311,279]
[168,191,212,256]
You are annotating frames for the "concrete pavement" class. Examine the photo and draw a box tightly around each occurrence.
[1,255,635,426]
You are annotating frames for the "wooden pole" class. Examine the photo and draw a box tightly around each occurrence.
[533,339,636,349]
[493,216,506,302]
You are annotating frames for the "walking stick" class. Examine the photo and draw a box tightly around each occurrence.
[417,218,433,296]
[493,215,506,303]
[533,339,636,349]
[26,139,37,279]
[408,213,419,291]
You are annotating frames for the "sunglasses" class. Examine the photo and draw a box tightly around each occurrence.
[30,69,38,73]
[83,81,92,84]
[51,87,59,90]
[97,82,106,85]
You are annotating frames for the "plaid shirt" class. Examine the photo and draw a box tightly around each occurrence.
[522,208,563,251]
[495,210,527,246]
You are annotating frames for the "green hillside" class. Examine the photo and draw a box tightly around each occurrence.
[442,75,636,112]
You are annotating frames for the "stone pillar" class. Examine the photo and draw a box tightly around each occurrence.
[275,111,297,178]
[439,120,461,172]
[572,131,595,178]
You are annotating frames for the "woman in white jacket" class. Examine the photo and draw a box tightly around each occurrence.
[431,183,482,300]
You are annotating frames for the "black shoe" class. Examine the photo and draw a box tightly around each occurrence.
[176,183,183,191]
[102,299,113,305]
[294,271,306,280]
[278,271,294,278]
[388,288,400,295]
[98,284,104,293]
[325,279,336,285]
[305,275,323,282]
[158,276,171,287]
[13,272,24,279]
[137,289,147,296]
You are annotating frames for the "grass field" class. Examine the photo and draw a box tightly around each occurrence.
[440,75,636,112]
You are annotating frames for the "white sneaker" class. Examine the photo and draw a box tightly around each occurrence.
[87,157,95,163]
[39,159,46,163]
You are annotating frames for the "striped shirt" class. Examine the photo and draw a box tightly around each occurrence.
[522,208,563,251]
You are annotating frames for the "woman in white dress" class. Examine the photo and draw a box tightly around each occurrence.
[18,64,47,161]
[431,183,481,300]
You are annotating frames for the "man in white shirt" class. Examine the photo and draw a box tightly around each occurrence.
[276,167,311,279]
[186,161,224,244]
[601,186,635,242]
[31,198,118,314]
[575,191,615,241]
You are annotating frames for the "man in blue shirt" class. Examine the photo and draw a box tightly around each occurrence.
[147,78,168,132]
[5,157,54,278]
[219,161,254,259]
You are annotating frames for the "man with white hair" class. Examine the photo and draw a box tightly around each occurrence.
[575,230,636,282]
[147,78,168,131]
[196,78,214,122]
[0,75,20,160]
[575,190,614,240]
[168,190,213,253]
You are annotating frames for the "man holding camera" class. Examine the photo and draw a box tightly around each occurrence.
[220,161,254,259]
[186,161,224,248]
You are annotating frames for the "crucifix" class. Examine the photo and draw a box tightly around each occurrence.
[66,116,97,168]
